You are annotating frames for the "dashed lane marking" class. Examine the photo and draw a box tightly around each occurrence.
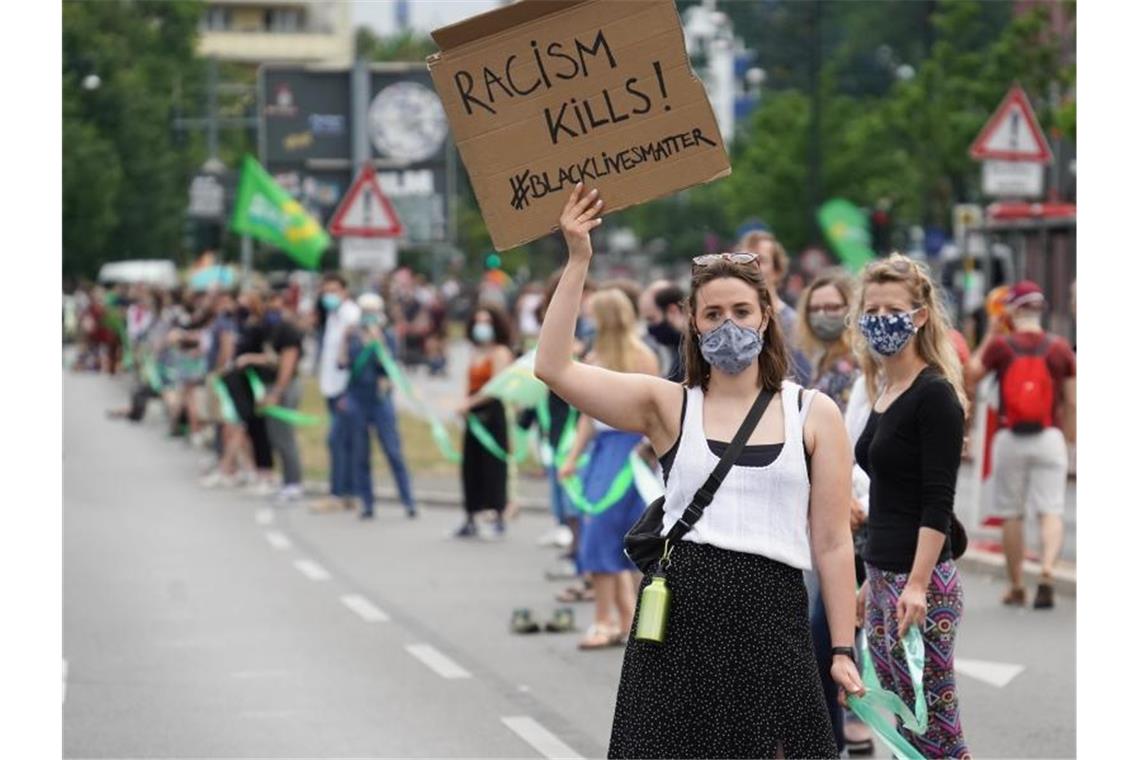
[265,531,292,550]
[255,508,274,525]
[293,559,331,581]
[405,644,472,679]
[340,594,391,622]
[501,716,584,759]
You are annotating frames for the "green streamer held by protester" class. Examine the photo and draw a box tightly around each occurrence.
[847,625,929,759]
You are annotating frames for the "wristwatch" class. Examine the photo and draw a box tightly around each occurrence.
[831,646,857,662]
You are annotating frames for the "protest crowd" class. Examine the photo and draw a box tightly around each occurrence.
[68,186,1075,760]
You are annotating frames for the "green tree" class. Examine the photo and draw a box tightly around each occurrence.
[62,0,205,278]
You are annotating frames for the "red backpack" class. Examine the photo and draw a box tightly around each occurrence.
[999,336,1055,433]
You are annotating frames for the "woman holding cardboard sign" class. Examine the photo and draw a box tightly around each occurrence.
[535,183,863,759]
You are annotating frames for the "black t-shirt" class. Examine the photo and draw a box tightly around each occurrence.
[234,319,304,383]
[855,368,964,573]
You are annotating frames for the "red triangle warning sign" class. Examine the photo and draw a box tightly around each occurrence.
[329,164,404,238]
[969,85,1053,163]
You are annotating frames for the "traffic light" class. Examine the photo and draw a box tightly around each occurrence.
[870,202,892,254]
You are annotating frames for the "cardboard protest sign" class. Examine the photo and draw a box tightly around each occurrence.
[427,0,731,251]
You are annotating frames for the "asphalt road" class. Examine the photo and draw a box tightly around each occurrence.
[64,370,1075,758]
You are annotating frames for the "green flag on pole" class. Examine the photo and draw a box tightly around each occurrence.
[230,154,330,269]
[817,198,876,272]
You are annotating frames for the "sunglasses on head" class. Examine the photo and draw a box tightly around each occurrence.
[691,252,759,271]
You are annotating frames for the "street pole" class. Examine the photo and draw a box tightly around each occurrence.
[807,0,823,243]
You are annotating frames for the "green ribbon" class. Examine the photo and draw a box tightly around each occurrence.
[847,626,929,759]
[536,398,579,469]
[142,353,164,393]
[561,455,636,515]
[210,375,240,424]
[465,412,529,464]
[244,369,324,427]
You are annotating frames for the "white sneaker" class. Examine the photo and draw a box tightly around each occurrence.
[275,484,305,503]
[537,527,562,547]
[199,470,236,489]
[553,525,573,548]
[247,480,276,498]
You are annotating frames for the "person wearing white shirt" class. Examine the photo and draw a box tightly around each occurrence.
[313,274,361,513]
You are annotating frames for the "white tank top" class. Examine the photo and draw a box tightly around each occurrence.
[660,380,816,570]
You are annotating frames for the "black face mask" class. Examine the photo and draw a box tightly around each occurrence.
[648,321,682,348]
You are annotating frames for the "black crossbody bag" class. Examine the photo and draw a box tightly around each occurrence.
[623,389,775,575]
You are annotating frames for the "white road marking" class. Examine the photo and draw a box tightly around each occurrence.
[293,559,331,581]
[405,643,472,679]
[340,594,390,622]
[501,716,584,759]
[264,531,292,550]
[955,658,1025,688]
[255,508,274,525]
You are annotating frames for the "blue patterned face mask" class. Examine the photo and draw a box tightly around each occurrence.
[699,319,764,375]
[858,310,920,357]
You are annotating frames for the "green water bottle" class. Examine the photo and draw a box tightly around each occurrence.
[635,575,671,643]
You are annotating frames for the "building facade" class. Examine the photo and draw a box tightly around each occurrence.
[197,1,353,67]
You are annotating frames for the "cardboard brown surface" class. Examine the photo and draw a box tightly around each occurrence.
[428,0,731,251]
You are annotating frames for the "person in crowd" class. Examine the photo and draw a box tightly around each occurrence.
[226,290,277,496]
[536,185,862,759]
[852,253,970,759]
[239,286,306,503]
[737,230,813,385]
[454,304,515,538]
[654,284,688,382]
[313,274,361,513]
[555,288,658,650]
[966,280,1076,610]
[340,293,417,520]
[794,267,875,756]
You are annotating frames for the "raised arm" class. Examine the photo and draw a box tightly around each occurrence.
[534,184,679,454]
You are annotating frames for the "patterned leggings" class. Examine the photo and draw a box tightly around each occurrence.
[865,560,970,759]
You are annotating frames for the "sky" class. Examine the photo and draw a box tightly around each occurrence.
[352,0,501,37]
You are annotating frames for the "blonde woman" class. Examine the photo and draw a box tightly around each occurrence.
[851,254,970,759]
[557,288,659,649]
[796,268,860,415]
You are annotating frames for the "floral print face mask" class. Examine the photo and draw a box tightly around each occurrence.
[858,309,920,357]
[699,318,764,375]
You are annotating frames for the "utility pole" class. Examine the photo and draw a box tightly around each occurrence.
[806,0,823,243]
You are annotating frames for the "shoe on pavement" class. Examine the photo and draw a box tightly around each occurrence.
[545,559,579,581]
[199,470,236,489]
[1002,586,1027,607]
[275,484,305,503]
[454,521,478,538]
[537,527,563,547]
[544,607,576,633]
[1033,581,1055,609]
[246,480,276,497]
[406,508,418,519]
[309,497,344,514]
[511,609,541,634]
[359,509,375,520]
[553,525,573,548]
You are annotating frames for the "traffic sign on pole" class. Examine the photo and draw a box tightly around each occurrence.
[969,85,1053,163]
[329,164,404,238]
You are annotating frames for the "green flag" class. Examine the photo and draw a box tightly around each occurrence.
[230,154,330,269]
[818,198,876,271]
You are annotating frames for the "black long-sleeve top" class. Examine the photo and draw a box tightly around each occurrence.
[854,367,964,573]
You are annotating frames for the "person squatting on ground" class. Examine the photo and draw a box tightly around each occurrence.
[340,292,417,520]
[314,274,361,513]
[852,253,971,759]
[556,288,658,650]
[536,184,863,759]
[454,304,515,538]
[966,280,1076,610]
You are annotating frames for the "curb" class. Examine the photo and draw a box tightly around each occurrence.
[305,481,1076,595]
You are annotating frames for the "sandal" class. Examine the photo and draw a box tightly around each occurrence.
[577,624,624,650]
[556,584,595,603]
[1002,586,1027,606]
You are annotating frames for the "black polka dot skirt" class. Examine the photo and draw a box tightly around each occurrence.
[607,541,839,759]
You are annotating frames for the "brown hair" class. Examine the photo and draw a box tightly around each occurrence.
[738,230,789,284]
[796,268,855,358]
[589,288,641,373]
[682,260,789,392]
[538,267,597,325]
[852,253,967,408]
[466,302,513,347]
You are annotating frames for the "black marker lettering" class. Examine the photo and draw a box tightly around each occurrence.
[544,102,578,145]
[692,127,717,147]
[546,41,580,81]
[455,70,494,116]
[625,77,652,115]
[575,30,618,77]
[505,54,541,96]
[531,41,553,89]
[603,88,630,124]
